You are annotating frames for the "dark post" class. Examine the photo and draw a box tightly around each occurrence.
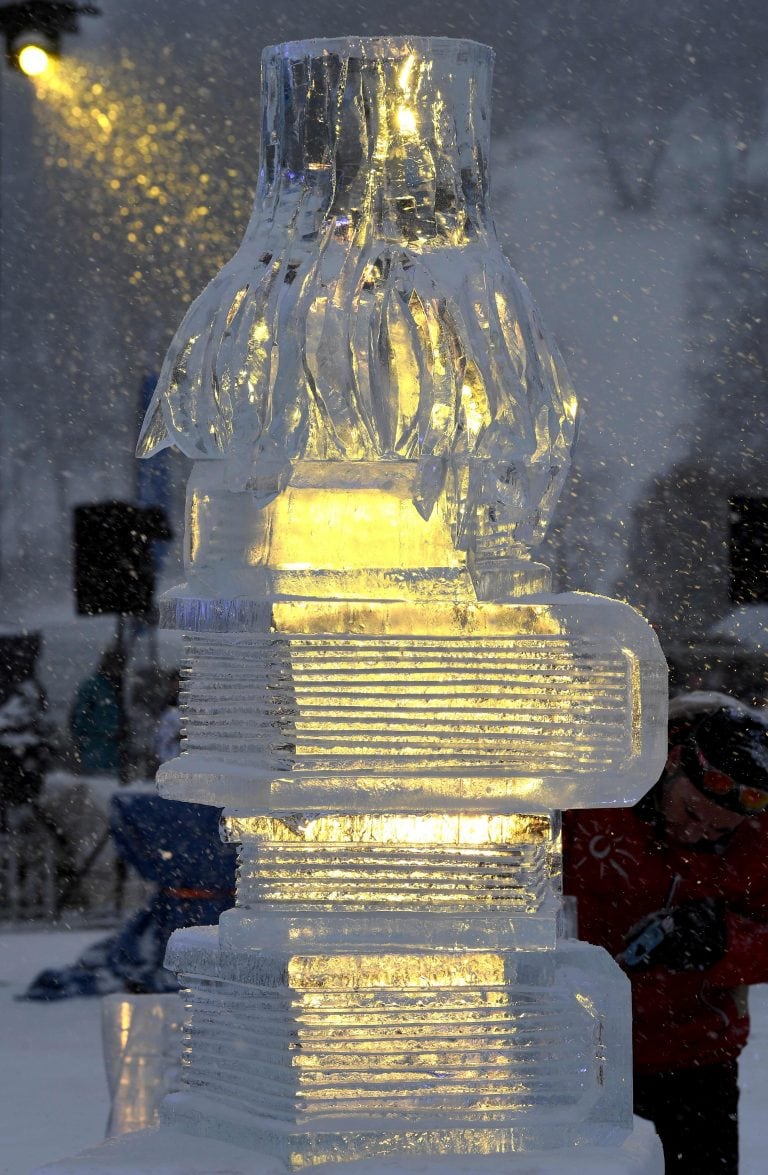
[73,500,172,785]
[729,497,768,605]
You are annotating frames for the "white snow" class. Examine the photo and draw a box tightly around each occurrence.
[491,123,705,593]
[0,930,110,1175]
[1,928,768,1174]
[711,606,768,652]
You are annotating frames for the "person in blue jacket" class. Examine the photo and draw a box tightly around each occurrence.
[70,647,124,774]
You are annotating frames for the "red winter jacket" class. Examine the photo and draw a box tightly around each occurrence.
[563,801,768,1073]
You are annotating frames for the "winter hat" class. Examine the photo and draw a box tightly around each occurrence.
[667,692,768,814]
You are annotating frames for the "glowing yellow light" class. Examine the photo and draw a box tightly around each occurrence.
[136,41,672,1167]
[30,56,254,307]
[92,108,112,132]
[396,106,417,135]
[227,813,550,849]
[226,813,552,910]
[250,319,269,344]
[118,999,133,1053]
[288,952,507,991]
[18,44,52,77]
[398,54,416,91]
[461,379,489,437]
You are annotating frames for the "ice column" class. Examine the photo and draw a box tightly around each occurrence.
[140,36,668,1169]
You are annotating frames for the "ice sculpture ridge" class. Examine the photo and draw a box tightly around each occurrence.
[138,37,577,556]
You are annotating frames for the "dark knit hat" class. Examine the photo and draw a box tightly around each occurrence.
[668,692,768,814]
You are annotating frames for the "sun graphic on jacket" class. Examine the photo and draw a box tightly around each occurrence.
[572,824,640,882]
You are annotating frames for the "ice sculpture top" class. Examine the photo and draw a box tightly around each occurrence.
[138,36,577,563]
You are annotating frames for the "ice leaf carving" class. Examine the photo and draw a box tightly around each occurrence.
[139,36,577,559]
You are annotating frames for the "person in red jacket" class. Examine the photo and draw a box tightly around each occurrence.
[563,691,768,1175]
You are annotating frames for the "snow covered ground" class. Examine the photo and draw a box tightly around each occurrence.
[2,928,768,1174]
[1,930,111,1175]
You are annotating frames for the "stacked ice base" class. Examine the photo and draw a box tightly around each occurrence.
[157,592,664,1170]
[163,928,635,1166]
[40,592,666,1173]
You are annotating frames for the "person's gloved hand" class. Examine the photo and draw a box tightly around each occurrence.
[617,899,727,972]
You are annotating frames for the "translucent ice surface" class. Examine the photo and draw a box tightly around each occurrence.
[164,932,633,1168]
[138,36,577,585]
[138,34,665,1174]
[159,594,667,813]
[101,993,183,1137]
[219,811,561,952]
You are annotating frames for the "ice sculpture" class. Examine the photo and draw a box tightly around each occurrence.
[41,35,667,1175]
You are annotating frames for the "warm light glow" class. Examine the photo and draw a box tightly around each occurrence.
[30,57,253,304]
[288,951,507,990]
[18,44,52,76]
[118,999,132,1054]
[170,950,600,1140]
[226,812,553,911]
[102,994,182,1137]
[189,465,465,576]
[134,38,578,584]
[398,54,416,91]
[173,608,645,814]
[396,105,417,135]
[461,375,490,440]
[227,812,551,847]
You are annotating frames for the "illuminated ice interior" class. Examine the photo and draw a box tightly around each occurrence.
[137,35,668,1171]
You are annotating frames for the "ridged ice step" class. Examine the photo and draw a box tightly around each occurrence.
[161,929,633,1166]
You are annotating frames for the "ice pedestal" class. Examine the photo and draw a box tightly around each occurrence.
[163,933,632,1164]
[149,584,665,1170]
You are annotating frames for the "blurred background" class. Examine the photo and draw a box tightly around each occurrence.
[2,0,768,924]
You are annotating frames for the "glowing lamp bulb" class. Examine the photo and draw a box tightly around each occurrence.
[17,43,52,76]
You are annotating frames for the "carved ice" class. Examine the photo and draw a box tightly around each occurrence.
[138,36,577,599]
[134,34,666,1174]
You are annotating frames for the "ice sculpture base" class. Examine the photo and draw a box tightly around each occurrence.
[153,927,635,1167]
[35,1116,663,1174]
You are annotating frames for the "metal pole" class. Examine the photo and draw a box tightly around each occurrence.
[113,612,129,914]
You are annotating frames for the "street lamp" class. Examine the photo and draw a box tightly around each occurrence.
[0,1,100,74]
[16,41,50,75]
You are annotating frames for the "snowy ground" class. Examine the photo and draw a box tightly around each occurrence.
[1,930,111,1175]
[2,927,768,1174]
